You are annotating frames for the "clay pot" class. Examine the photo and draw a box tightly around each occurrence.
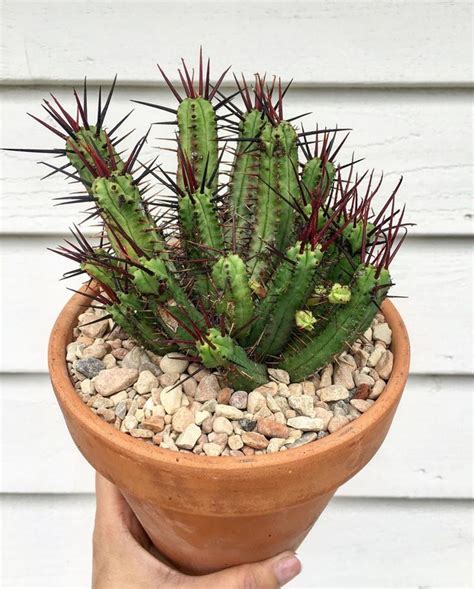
[49,285,409,574]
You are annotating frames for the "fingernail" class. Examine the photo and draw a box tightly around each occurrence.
[273,554,302,585]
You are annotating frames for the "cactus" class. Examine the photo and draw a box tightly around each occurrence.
[12,53,408,391]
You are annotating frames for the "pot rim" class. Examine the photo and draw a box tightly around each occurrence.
[49,284,410,472]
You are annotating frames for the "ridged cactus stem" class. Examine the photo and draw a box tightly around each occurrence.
[279,265,391,381]
[302,157,336,199]
[253,244,323,357]
[177,97,218,193]
[184,188,225,299]
[197,328,268,390]
[212,254,254,339]
[247,122,281,282]
[66,127,124,188]
[132,258,206,339]
[192,189,225,252]
[108,296,174,355]
[228,110,266,239]
[273,122,300,251]
[82,258,175,354]
[91,175,164,259]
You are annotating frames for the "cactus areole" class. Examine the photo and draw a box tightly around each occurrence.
[13,54,409,391]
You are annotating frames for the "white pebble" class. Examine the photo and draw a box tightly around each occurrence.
[123,415,138,431]
[203,442,223,457]
[287,416,325,432]
[228,434,244,450]
[267,438,286,453]
[354,372,375,387]
[212,416,233,435]
[328,415,349,433]
[373,322,392,345]
[159,353,189,374]
[247,391,267,414]
[367,346,385,368]
[375,350,394,379]
[288,395,315,417]
[134,370,159,395]
[318,385,349,402]
[195,410,211,425]
[370,379,386,399]
[268,368,290,384]
[176,424,201,450]
[80,379,95,396]
[160,385,183,415]
[350,399,375,413]
[214,404,244,420]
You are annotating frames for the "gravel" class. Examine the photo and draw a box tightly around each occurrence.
[67,307,394,456]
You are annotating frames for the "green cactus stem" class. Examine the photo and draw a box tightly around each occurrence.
[108,297,173,355]
[279,265,391,381]
[180,187,225,299]
[197,328,268,390]
[66,127,124,188]
[228,109,266,241]
[131,258,205,336]
[273,122,299,251]
[253,243,323,357]
[212,254,254,338]
[177,97,218,193]
[302,157,336,198]
[247,122,302,281]
[192,189,225,253]
[246,122,279,282]
[92,174,164,259]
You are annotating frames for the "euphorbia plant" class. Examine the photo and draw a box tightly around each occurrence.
[10,53,408,391]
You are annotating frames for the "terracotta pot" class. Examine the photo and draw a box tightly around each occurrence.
[49,285,410,574]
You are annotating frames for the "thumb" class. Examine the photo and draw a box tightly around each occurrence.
[192,551,302,589]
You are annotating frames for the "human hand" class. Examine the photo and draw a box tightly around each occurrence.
[93,473,302,589]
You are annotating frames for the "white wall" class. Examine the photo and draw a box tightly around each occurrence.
[1,1,472,587]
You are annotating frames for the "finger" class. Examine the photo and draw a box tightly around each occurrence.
[188,551,302,589]
[94,473,149,548]
[93,474,180,585]
[95,471,140,537]
[95,472,128,523]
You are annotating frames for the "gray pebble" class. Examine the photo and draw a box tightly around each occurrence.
[75,358,105,378]
[239,418,257,432]
[286,432,318,449]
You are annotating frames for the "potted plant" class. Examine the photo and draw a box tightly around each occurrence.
[12,54,410,574]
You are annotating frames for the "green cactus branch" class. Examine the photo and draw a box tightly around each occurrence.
[197,328,268,390]
[177,97,218,193]
[228,109,265,241]
[92,175,164,259]
[254,244,323,358]
[212,254,254,339]
[279,265,391,381]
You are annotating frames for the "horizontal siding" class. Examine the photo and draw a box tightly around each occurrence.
[2,373,472,498]
[0,0,474,589]
[1,236,472,374]
[1,86,472,236]
[1,2,472,587]
[1,495,472,588]
[1,1,472,86]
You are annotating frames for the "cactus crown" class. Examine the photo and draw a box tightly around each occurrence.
[14,53,409,390]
